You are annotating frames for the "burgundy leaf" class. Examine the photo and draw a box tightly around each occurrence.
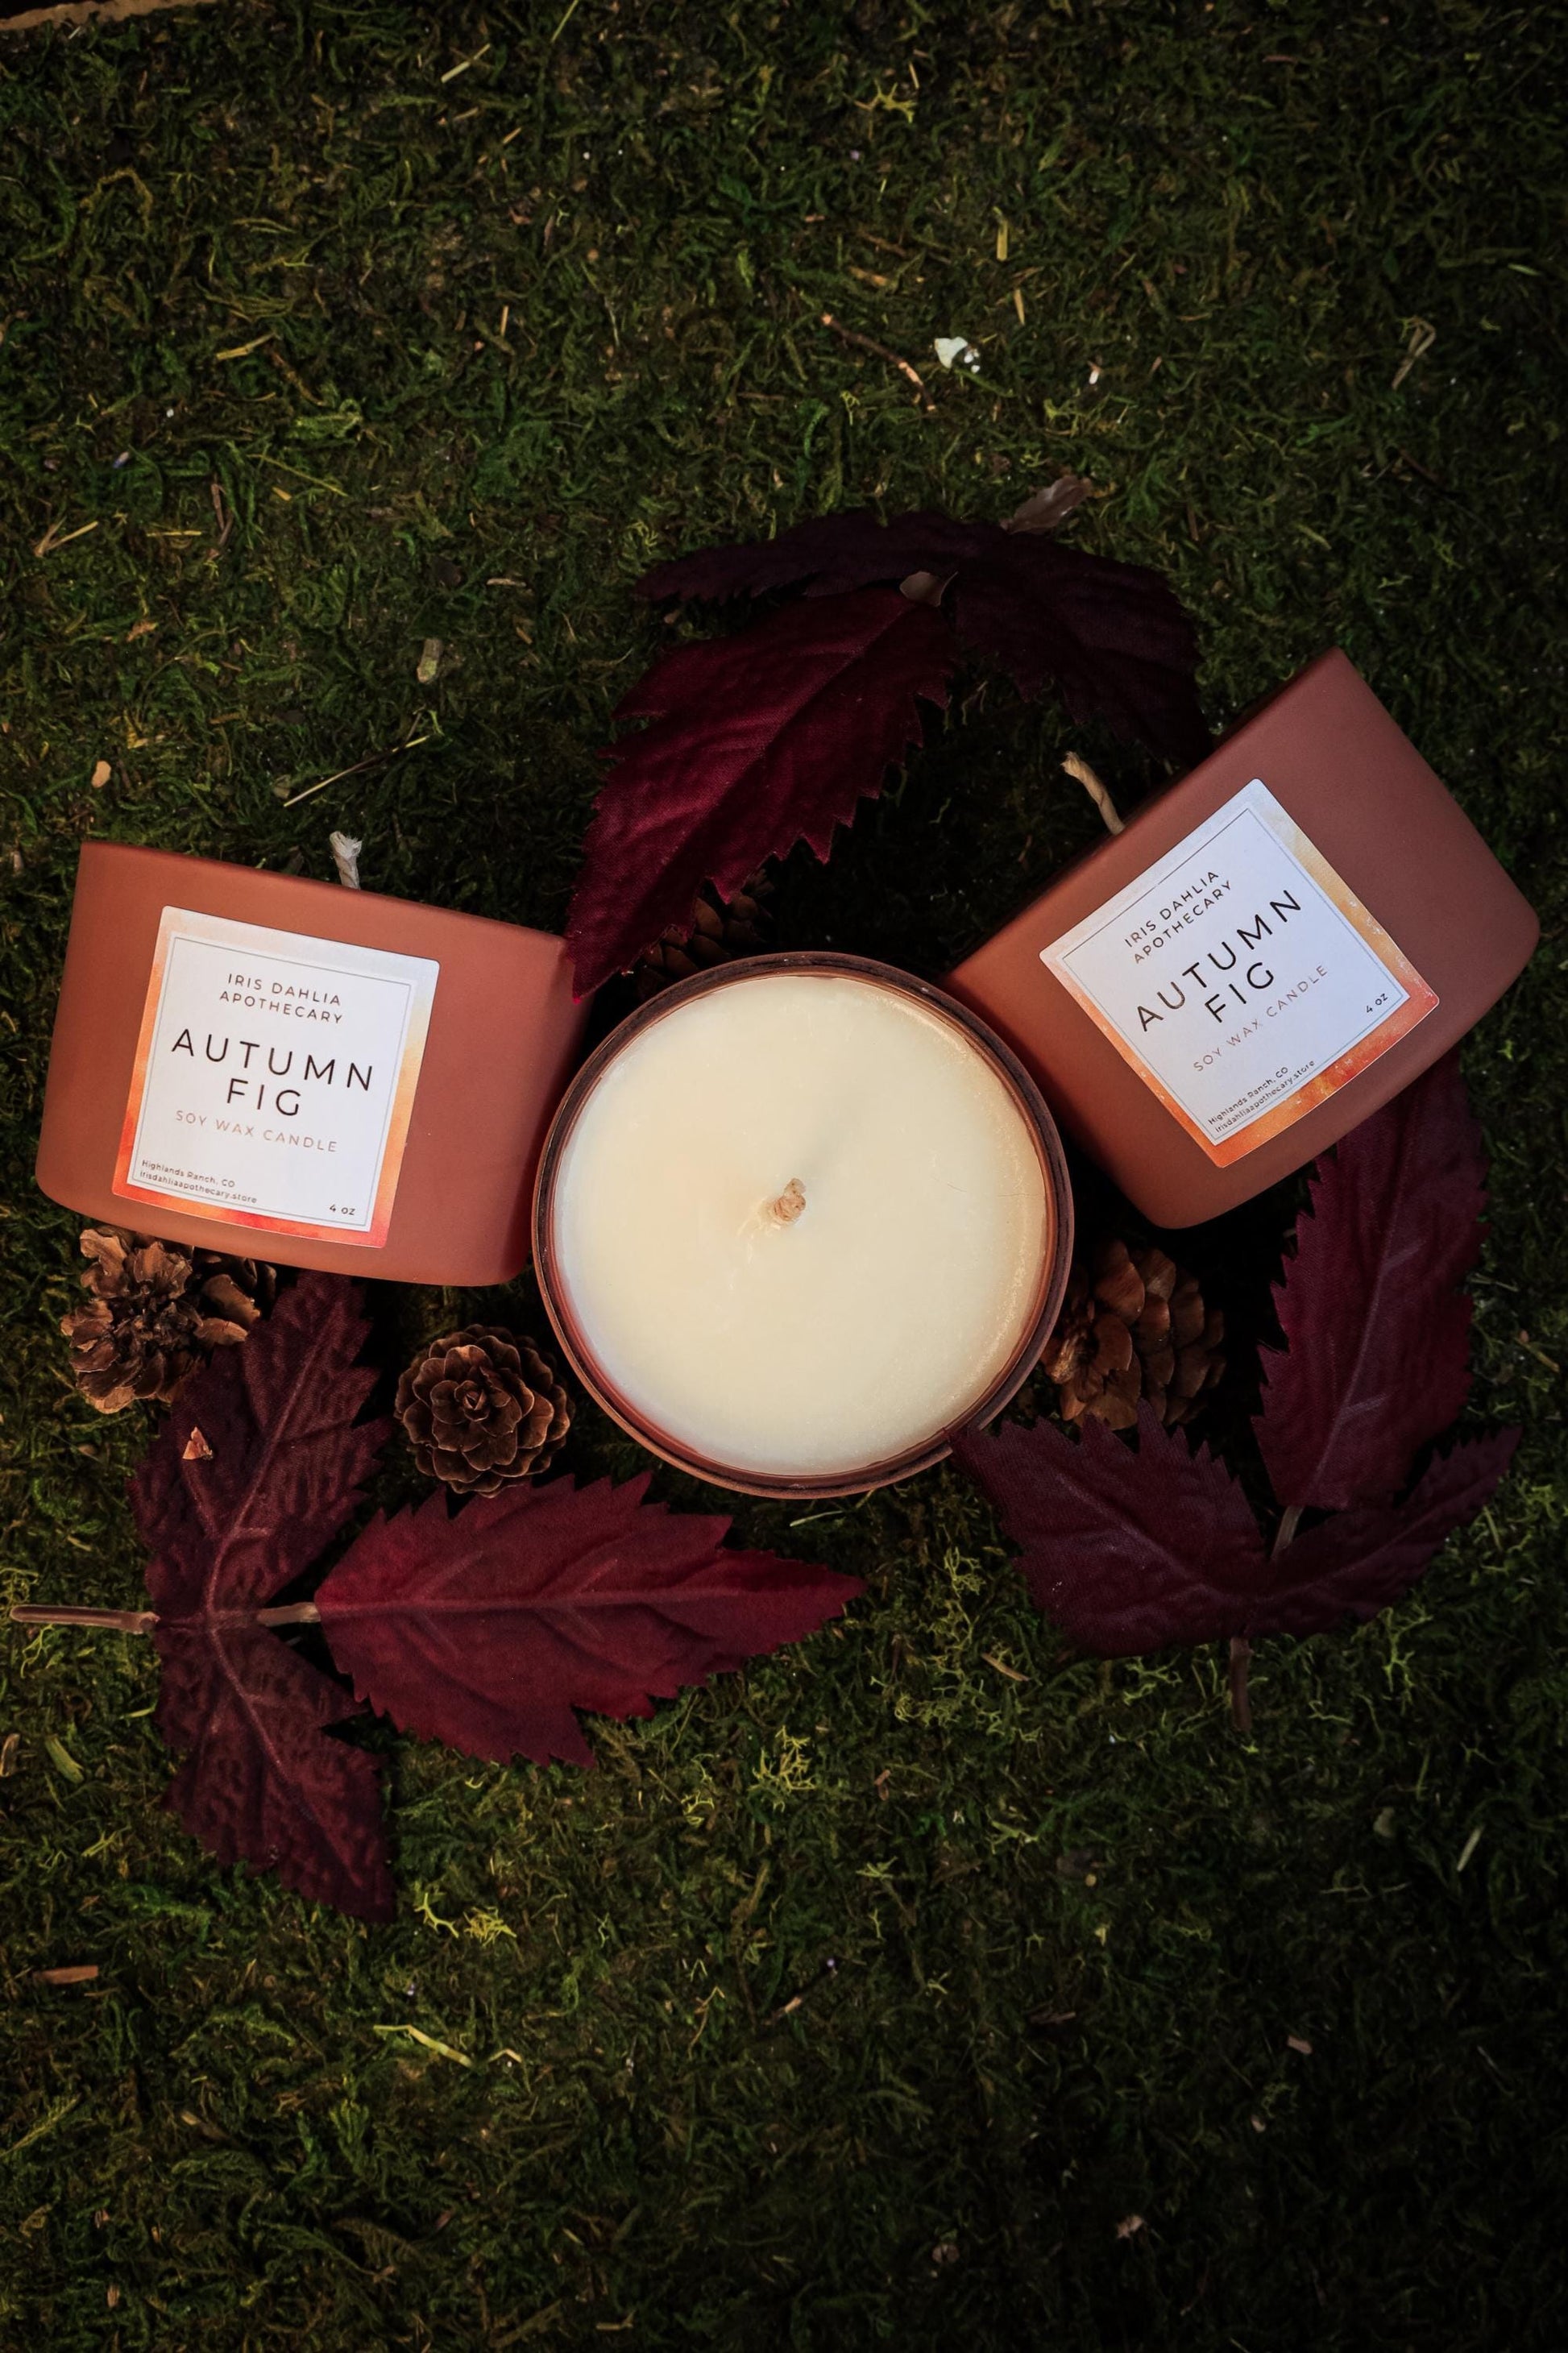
[316,1471,862,1769]
[1255,1054,1486,1511]
[131,1273,393,1919]
[956,1404,1518,1665]
[638,508,989,604]
[951,1406,1267,1657]
[566,586,955,995]
[133,1272,387,1615]
[1250,1429,1520,1637]
[156,1621,393,1921]
[943,533,1208,766]
[637,508,1208,767]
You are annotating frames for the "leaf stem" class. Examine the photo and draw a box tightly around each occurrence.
[1271,1503,1303,1559]
[1228,1635,1253,1736]
[8,1601,322,1634]
[10,1604,158,1635]
[1228,1508,1301,1737]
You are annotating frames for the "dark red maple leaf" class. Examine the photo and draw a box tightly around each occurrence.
[637,506,1209,769]
[641,509,985,604]
[953,1407,1518,1660]
[131,1274,394,1921]
[566,585,954,995]
[951,1406,1266,1657]
[155,1620,392,1921]
[1255,1052,1486,1512]
[315,1471,861,1770]
[1244,1430,1519,1637]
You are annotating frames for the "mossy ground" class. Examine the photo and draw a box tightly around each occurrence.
[2,4,1566,2347]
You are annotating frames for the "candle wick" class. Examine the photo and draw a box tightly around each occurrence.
[767,1177,807,1226]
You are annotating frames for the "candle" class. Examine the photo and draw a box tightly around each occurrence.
[36,843,586,1284]
[947,650,1538,1226]
[533,955,1072,1497]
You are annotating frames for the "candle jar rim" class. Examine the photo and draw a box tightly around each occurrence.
[532,950,1075,1500]
[77,837,569,948]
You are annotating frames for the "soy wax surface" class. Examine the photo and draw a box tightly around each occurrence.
[550,971,1052,1480]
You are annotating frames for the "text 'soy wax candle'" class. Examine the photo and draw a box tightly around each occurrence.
[533,955,1073,1499]
[36,843,587,1284]
[945,649,1538,1227]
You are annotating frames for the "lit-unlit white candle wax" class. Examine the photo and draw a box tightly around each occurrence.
[549,970,1052,1482]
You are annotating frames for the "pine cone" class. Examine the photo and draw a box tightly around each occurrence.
[396,1325,570,1497]
[61,1226,276,1413]
[635,874,773,999]
[1043,1239,1225,1432]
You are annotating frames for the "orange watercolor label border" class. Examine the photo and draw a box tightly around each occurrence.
[1043,782,1438,1167]
[113,907,437,1246]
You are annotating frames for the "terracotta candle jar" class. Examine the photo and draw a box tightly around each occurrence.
[533,953,1073,1499]
[36,843,587,1284]
[946,650,1538,1227]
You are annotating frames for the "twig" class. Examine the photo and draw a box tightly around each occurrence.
[267,345,322,409]
[32,517,100,561]
[283,734,430,809]
[440,40,491,81]
[371,2023,471,2066]
[766,1957,840,2025]
[1062,751,1124,835]
[1396,448,1450,492]
[819,311,931,406]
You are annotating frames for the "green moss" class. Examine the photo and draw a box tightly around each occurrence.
[2,3,1566,2346]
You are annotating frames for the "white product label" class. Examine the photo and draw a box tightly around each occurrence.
[1041,778,1437,1166]
[114,907,438,1245]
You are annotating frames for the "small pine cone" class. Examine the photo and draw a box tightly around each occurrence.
[635,874,773,999]
[396,1325,570,1497]
[1043,1238,1224,1432]
[61,1226,276,1413]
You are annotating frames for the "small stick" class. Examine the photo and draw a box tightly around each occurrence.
[767,1178,807,1226]
[283,734,430,810]
[819,312,931,405]
[32,517,100,561]
[1062,751,1124,835]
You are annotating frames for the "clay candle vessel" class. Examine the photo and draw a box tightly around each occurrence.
[36,843,587,1284]
[533,953,1073,1499]
[946,650,1538,1226]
